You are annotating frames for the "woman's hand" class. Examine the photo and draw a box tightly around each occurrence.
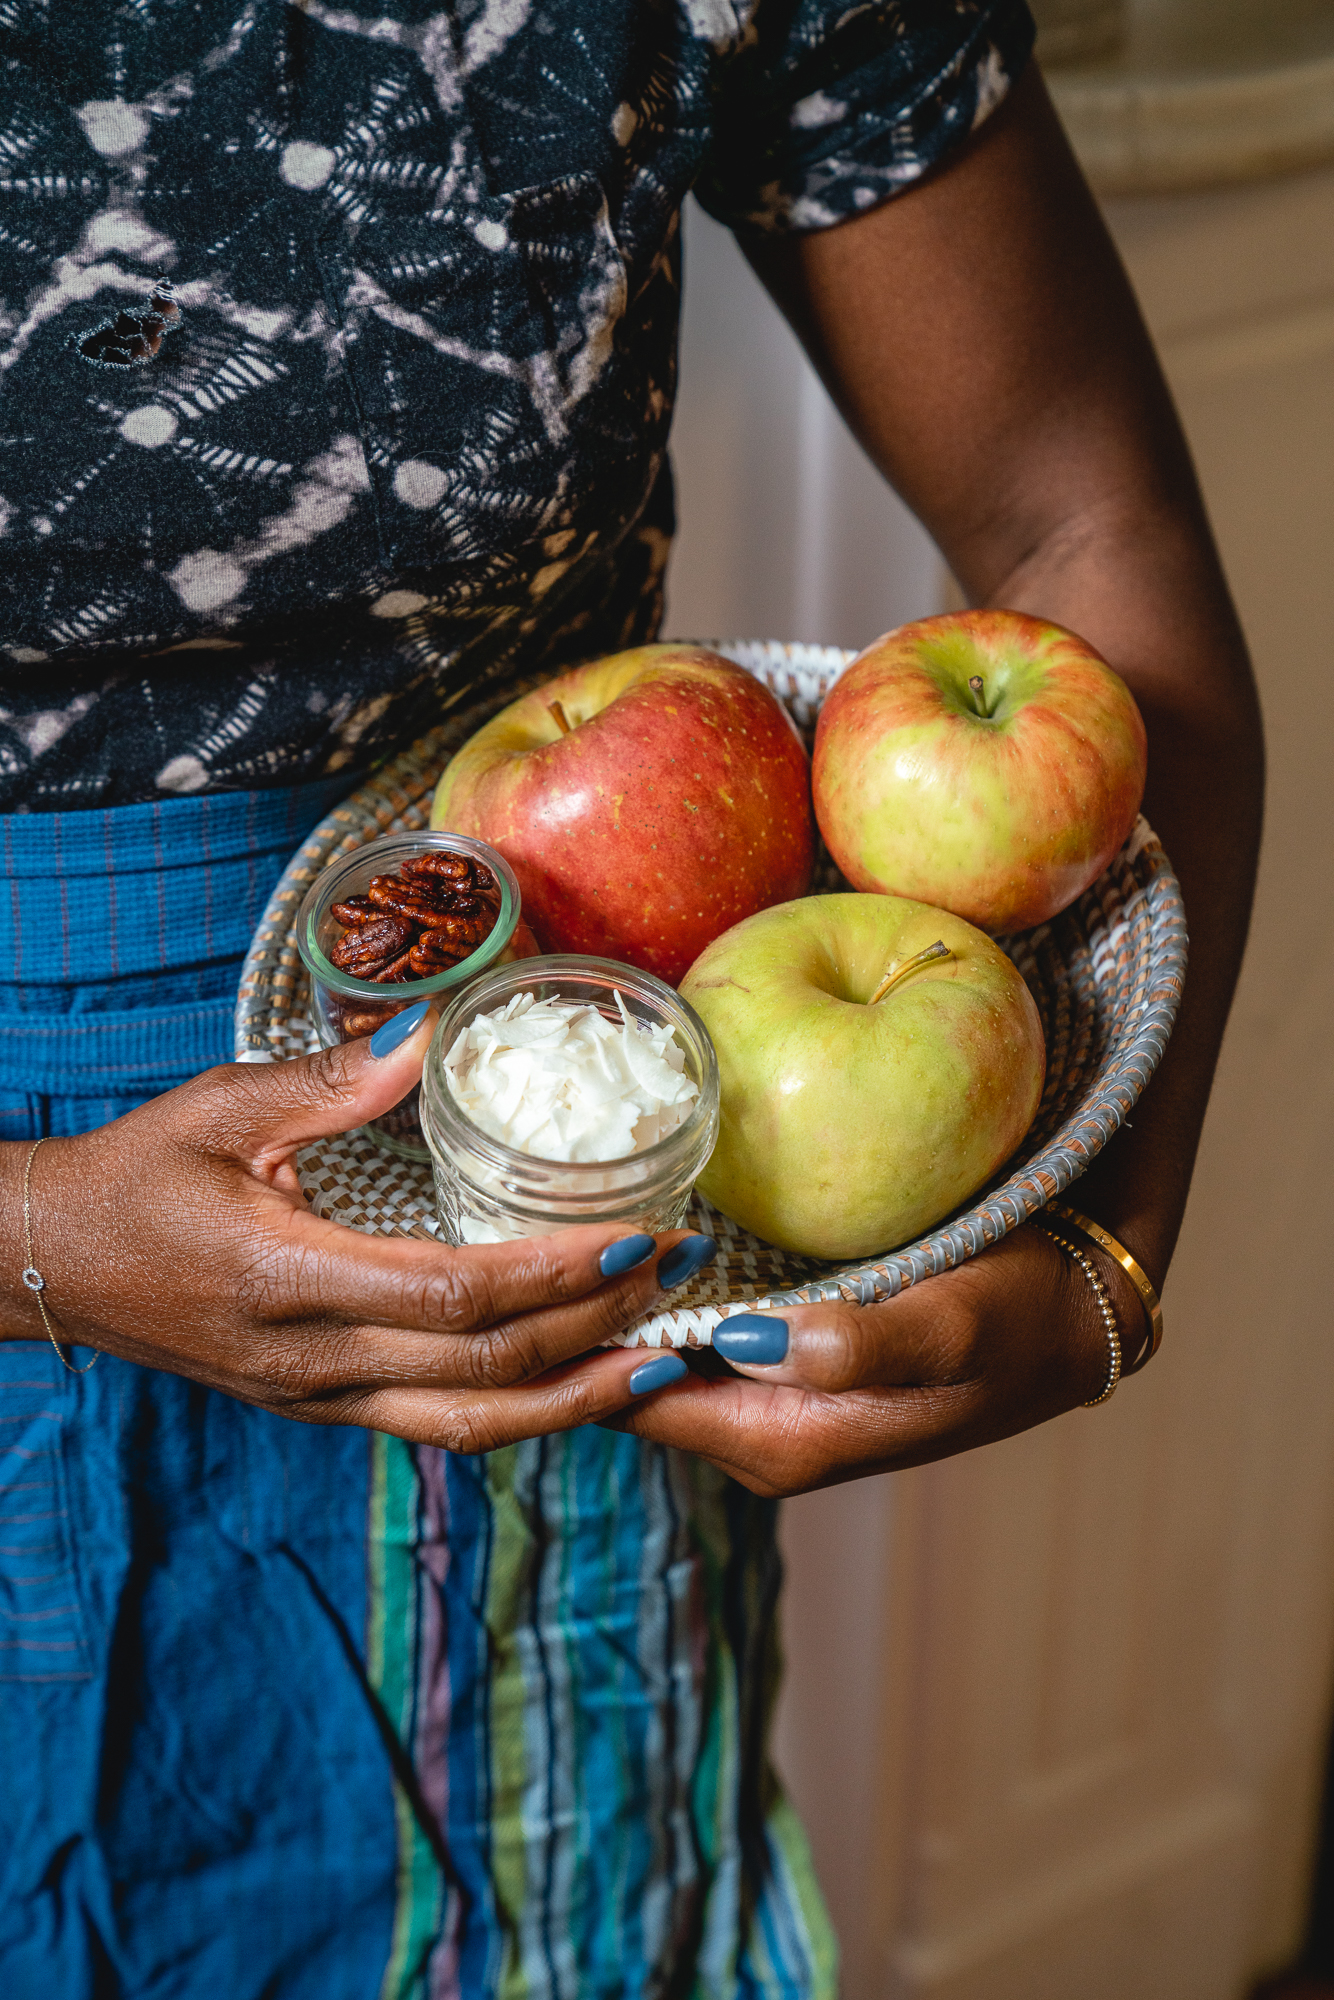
[607,1226,1141,1496]
[0,1004,717,1449]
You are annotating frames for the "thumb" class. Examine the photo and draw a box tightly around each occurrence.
[228,999,441,1168]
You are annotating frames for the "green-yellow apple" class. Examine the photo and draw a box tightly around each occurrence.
[813,611,1147,933]
[431,644,814,985]
[680,893,1044,1260]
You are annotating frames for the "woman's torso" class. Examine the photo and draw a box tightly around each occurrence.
[0,5,1031,1991]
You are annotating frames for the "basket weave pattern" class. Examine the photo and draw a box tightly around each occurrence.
[235,643,1187,1348]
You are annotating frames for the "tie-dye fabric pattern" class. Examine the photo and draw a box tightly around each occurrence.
[0,0,1033,809]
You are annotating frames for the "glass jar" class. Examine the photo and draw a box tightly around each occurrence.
[297,831,522,1162]
[420,955,720,1244]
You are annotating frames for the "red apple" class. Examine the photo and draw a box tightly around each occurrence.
[431,644,814,984]
[497,917,542,963]
[813,611,1147,933]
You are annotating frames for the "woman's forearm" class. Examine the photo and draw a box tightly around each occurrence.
[980,501,1264,1283]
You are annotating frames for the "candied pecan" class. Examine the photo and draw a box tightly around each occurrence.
[408,937,468,977]
[331,896,378,927]
[329,915,414,973]
[401,851,474,885]
[371,948,419,983]
[340,1007,397,1037]
[426,912,493,952]
[366,874,458,926]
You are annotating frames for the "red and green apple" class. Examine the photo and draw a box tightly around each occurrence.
[431,644,814,985]
[680,893,1045,1260]
[813,611,1147,933]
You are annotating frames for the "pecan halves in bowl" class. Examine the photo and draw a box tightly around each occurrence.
[325,850,505,1029]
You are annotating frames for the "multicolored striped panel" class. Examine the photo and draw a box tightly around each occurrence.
[366,1433,838,2000]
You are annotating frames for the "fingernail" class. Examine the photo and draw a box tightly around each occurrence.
[713,1314,789,1366]
[656,1234,718,1290]
[629,1351,688,1396]
[369,1000,431,1057]
[600,1232,656,1278]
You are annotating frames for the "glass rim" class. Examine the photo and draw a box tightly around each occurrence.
[421,953,721,1183]
[296,830,521,1001]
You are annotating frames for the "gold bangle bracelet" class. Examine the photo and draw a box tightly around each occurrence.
[1046,1200,1163,1374]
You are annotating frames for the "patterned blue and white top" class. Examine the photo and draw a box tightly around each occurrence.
[0,0,1033,808]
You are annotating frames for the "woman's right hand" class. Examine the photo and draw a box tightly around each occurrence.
[0,1004,711,1448]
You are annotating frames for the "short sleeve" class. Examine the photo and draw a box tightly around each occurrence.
[695,0,1036,235]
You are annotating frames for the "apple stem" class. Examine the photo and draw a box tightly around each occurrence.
[968,674,987,717]
[869,940,953,1006]
[548,699,573,737]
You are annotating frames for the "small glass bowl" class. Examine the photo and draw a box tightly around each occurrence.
[420,955,720,1244]
[297,831,522,1161]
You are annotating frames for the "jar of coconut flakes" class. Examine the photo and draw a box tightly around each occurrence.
[420,956,720,1245]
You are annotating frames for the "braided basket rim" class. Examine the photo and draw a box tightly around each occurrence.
[235,640,1188,1347]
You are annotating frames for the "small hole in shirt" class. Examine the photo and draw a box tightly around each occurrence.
[75,280,183,368]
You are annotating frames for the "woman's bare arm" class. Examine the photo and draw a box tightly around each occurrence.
[615,63,1262,1491]
[744,60,1262,1284]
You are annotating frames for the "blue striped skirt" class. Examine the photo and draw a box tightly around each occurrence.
[0,786,835,1999]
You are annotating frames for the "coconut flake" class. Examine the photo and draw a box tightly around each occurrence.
[443,990,699,1163]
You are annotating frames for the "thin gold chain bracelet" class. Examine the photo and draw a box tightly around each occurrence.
[1032,1215,1121,1406]
[20,1138,97,1375]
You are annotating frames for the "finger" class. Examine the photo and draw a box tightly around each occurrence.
[607,1370,992,1496]
[290,1343,671,1451]
[251,1206,714,1336]
[235,1218,718,1392]
[193,999,441,1169]
[706,1292,979,1395]
[707,1232,1077,1395]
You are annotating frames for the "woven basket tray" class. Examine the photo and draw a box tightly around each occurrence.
[235,640,1187,1348]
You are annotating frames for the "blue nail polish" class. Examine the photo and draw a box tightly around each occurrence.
[656,1234,718,1290]
[713,1315,789,1366]
[629,1351,688,1396]
[600,1232,656,1278]
[369,1000,431,1057]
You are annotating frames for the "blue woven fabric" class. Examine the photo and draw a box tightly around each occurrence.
[0,784,838,2000]
[0,780,405,1998]
[0,779,353,1133]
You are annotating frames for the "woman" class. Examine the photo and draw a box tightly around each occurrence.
[0,3,1262,1996]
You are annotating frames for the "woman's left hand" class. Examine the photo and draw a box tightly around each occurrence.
[606,1225,1136,1496]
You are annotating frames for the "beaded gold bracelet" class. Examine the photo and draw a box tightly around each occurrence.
[1046,1200,1163,1375]
[1032,1215,1122,1405]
